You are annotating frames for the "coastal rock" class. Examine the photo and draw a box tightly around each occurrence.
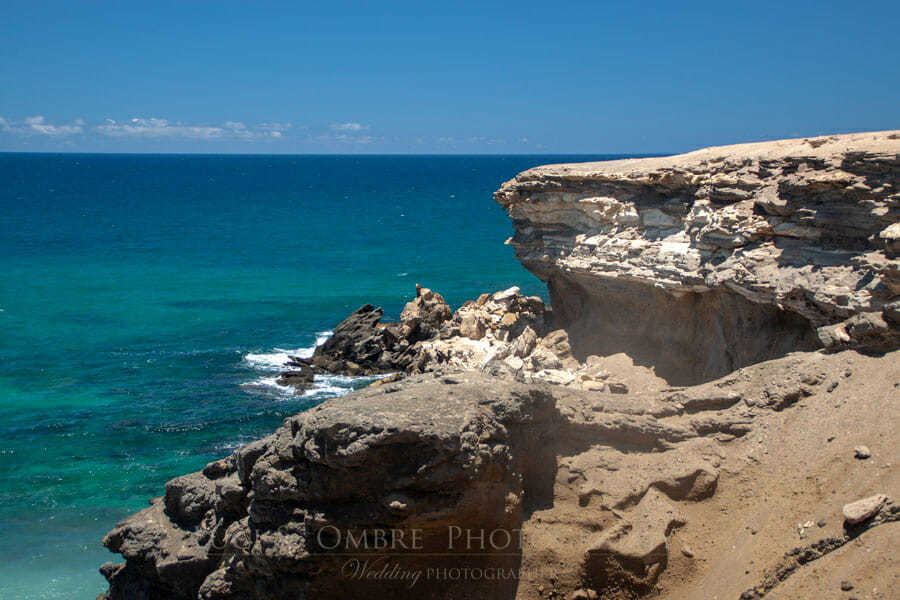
[310,304,390,374]
[275,359,316,393]
[307,286,452,376]
[400,284,452,330]
[585,488,686,591]
[495,131,900,383]
[100,352,840,600]
[304,285,647,396]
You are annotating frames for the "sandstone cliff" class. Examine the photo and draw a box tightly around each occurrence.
[99,132,900,600]
[495,131,900,383]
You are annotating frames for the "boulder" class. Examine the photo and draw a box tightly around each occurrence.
[400,284,452,329]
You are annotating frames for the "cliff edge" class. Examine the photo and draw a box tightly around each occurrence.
[496,131,900,383]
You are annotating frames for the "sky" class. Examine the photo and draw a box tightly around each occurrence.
[1,1,898,154]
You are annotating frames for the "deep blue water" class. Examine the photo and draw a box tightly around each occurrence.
[0,153,622,598]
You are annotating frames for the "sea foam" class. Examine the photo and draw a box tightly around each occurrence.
[243,331,332,372]
[241,331,387,400]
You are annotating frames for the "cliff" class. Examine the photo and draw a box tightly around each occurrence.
[99,132,900,600]
[495,131,900,383]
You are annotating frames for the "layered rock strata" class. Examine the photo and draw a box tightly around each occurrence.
[495,131,900,383]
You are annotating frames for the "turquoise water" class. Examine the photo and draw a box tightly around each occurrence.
[0,153,620,598]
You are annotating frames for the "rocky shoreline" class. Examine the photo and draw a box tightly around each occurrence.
[98,131,899,600]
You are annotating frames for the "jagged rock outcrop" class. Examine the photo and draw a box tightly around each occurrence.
[303,284,640,393]
[307,286,453,376]
[495,131,900,383]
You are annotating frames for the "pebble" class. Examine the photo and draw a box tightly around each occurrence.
[840,580,854,591]
[853,445,871,459]
[797,520,816,538]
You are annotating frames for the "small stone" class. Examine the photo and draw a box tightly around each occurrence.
[608,382,629,394]
[383,493,411,515]
[459,313,485,340]
[681,544,694,558]
[493,286,520,303]
[581,380,606,392]
[853,445,871,459]
[500,312,519,327]
[797,520,816,537]
[840,580,854,591]
[842,493,887,525]
[503,355,525,372]
[879,222,900,255]
[816,519,827,528]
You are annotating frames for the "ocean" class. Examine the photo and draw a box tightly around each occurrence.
[0,153,623,599]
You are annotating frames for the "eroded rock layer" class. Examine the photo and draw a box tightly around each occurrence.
[495,131,900,383]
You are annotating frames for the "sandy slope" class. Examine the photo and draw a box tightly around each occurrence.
[660,350,898,600]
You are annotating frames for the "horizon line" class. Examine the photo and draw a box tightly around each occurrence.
[0,150,672,158]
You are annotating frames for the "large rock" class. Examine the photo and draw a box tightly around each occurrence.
[495,131,900,383]
[310,304,390,374]
[400,284,452,330]
[308,286,454,376]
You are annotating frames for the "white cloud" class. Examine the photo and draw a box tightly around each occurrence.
[7,115,86,136]
[258,122,292,138]
[97,118,292,141]
[315,132,376,144]
[467,136,506,145]
[0,115,298,142]
[98,118,227,139]
[329,122,369,132]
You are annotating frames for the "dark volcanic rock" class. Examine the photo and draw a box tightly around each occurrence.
[311,304,387,374]
[310,286,453,376]
[275,360,316,393]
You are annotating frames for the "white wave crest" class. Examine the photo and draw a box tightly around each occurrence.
[243,331,332,372]
[240,371,392,401]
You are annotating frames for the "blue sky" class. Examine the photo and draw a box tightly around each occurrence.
[1,1,897,154]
